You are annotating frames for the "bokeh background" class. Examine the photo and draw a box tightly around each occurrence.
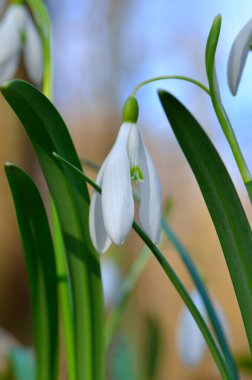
[0,0,252,379]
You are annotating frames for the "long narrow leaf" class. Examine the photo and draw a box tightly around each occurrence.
[1,80,104,380]
[5,164,58,380]
[52,151,232,379]
[162,218,238,378]
[159,89,252,353]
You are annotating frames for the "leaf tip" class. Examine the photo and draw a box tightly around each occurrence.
[214,14,222,25]
[0,81,11,92]
[157,89,169,101]
[52,151,60,162]
[4,162,14,169]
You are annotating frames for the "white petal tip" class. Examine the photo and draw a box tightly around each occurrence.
[227,18,252,96]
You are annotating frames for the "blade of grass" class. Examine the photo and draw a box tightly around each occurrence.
[25,3,77,378]
[51,202,76,380]
[1,80,104,380]
[159,89,252,357]
[5,164,58,380]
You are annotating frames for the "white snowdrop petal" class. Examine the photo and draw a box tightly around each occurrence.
[138,129,161,244]
[0,5,26,64]
[101,259,121,308]
[89,159,111,254]
[176,289,207,366]
[228,18,252,95]
[0,51,19,84]
[23,13,43,83]
[102,123,134,245]
[127,123,141,170]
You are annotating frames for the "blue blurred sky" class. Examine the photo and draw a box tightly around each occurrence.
[49,0,252,178]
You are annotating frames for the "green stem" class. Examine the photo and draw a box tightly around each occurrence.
[132,222,231,380]
[26,3,76,380]
[210,85,251,184]
[53,152,232,380]
[131,75,210,96]
[132,71,251,201]
[161,218,238,379]
[25,0,52,98]
[205,16,251,187]
[53,152,100,191]
[80,158,100,172]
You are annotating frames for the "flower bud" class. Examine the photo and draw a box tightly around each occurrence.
[122,96,139,123]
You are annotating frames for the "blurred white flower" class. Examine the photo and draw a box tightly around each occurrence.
[100,258,121,308]
[0,4,43,84]
[227,18,252,95]
[176,289,230,367]
[176,289,207,366]
[89,97,162,254]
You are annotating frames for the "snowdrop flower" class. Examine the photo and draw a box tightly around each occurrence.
[89,96,162,254]
[176,289,230,367]
[176,289,207,366]
[100,258,121,308]
[227,18,252,95]
[0,3,43,84]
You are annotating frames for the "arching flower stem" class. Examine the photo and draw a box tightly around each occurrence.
[131,75,210,96]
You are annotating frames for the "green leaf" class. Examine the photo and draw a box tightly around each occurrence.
[1,80,104,380]
[5,164,58,380]
[9,347,36,380]
[159,89,252,354]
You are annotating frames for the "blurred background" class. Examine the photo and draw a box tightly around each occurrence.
[0,0,252,378]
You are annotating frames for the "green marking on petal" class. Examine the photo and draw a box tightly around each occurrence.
[130,166,144,182]
[20,30,27,46]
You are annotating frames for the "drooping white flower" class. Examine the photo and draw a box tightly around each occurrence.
[176,289,207,367]
[89,96,162,254]
[176,289,230,367]
[0,4,43,84]
[227,18,252,95]
[100,258,121,308]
